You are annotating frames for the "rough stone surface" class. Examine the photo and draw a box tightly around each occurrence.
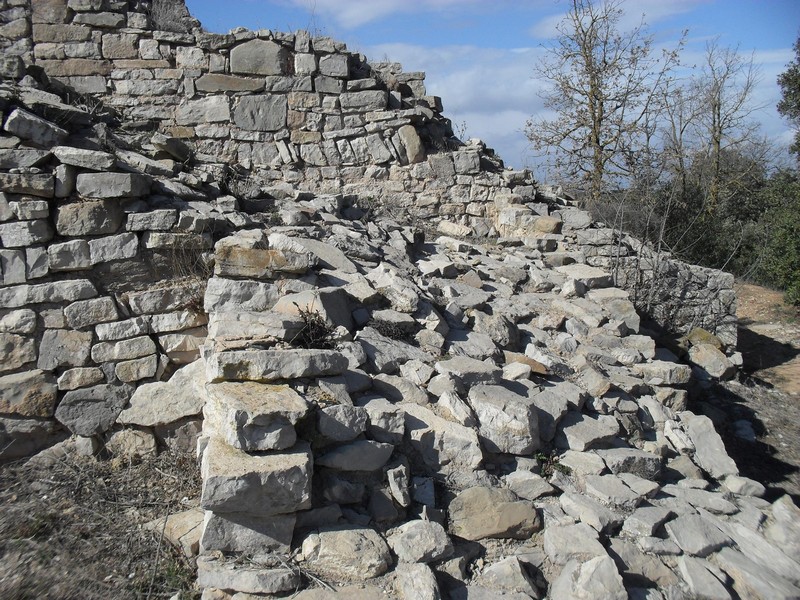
[449,486,541,541]
[301,527,392,581]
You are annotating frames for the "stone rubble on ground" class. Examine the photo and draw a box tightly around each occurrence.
[0,1,793,599]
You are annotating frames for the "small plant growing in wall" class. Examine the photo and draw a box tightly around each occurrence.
[534,451,572,478]
[289,304,335,350]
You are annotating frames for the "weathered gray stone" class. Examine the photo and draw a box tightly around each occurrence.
[200,438,312,516]
[504,470,555,501]
[56,200,124,236]
[214,243,315,279]
[3,108,68,147]
[76,172,150,199]
[128,285,202,315]
[115,355,158,382]
[0,310,37,335]
[0,149,51,169]
[57,367,105,391]
[175,95,231,125]
[677,556,732,600]
[0,173,55,198]
[449,486,541,541]
[55,384,134,435]
[91,336,156,363]
[388,519,453,564]
[356,327,429,374]
[0,370,58,418]
[403,402,483,476]
[0,220,53,247]
[204,382,309,451]
[234,95,288,131]
[0,332,36,373]
[433,356,502,386]
[689,343,736,379]
[477,556,541,598]
[318,405,368,442]
[713,547,800,600]
[197,556,300,595]
[467,384,540,454]
[206,349,348,382]
[664,514,732,556]
[38,329,93,370]
[584,473,645,510]
[106,428,157,458]
[64,296,118,329]
[555,411,620,451]
[47,239,91,271]
[117,359,206,426]
[196,73,265,92]
[595,448,662,480]
[684,413,739,479]
[622,506,674,537]
[395,563,441,600]
[633,360,692,386]
[544,522,607,565]
[52,146,115,170]
[0,280,96,308]
[201,511,296,554]
[301,526,391,581]
[608,537,678,588]
[230,39,288,75]
[88,232,138,264]
[560,492,623,533]
[316,440,394,471]
[550,556,627,600]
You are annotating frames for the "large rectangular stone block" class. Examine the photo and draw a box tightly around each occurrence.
[175,96,231,125]
[55,200,124,235]
[206,349,349,383]
[233,95,287,131]
[340,91,388,112]
[230,39,288,76]
[201,511,295,554]
[0,173,55,197]
[76,172,151,198]
[200,438,312,516]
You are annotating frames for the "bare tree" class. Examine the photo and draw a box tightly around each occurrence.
[692,40,764,211]
[526,0,683,206]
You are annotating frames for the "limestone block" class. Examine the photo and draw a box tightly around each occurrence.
[55,383,134,435]
[230,39,289,75]
[0,173,55,197]
[38,329,93,370]
[0,310,36,334]
[504,470,555,501]
[204,382,309,451]
[0,280,96,308]
[88,232,138,264]
[556,263,612,288]
[233,95,288,131]
[201,511,296,554]
[0,149,51,169]
[197,556,299,595]
[476,556,541,598]
[301,526,391,580]
[195,74,264,93]
[318,405,368,442]
[595,447,663,480]
[52,146,115,170]
[214,244,314,279]
[57,367,105,391]
[102,33,138,59]
[550,556,626,600]
[127,284,202,314]
[555,411,620,451]
[319,53,348,77]
[394,563,441,600]
[316,440,395,471]
[76,172,150,199]
[64,296,118,330]
[387,519,453,563]
[3,108,68,147]
[683,413,739,479]
[449,486,541,541]
[633,360,692,386]
[10,199,49,220]
[47,239,91,271]
[117,359,206,427]
[664,514,732,557]
[340,91,388,112]
[56,200,124,236]
[175,96,231,125]
[200,438,312,516]
[0,220,53,247]
[688,343,736,379]
[467,384,540,455]
[544,522,607,565]
[403,403,483,476]
[206,349,348,382]
[95,317,149,341]
[90,336,156,363]
[33,0,71,24]
[0,250,26,285]
[115,354,158,382]
[0,370,58,418]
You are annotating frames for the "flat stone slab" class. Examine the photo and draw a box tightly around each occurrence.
[200,438,312,517]
[206,349,348,382]
[75,172,150,198]
[555,411,620,451]
[55,384,134,436]
[556,263,613,288]
[467,384,540,455]
[449,486,541,541]
[316,440,394,471]
[200,511,295,554]
[204,382,309,451]
[301,526,392,581]
[544,522,607,565]
[197,556,299,595]
[387,519,453,564]
[664,514,732,557]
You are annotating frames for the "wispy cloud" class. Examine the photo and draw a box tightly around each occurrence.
[284,0,486,29]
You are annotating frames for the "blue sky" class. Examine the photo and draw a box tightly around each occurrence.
[185,0,799,172]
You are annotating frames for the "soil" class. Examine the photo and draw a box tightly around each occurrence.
[0,450,201,600]
[699,283,800,502]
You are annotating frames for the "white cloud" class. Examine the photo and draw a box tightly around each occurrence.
[529,0,711,39]
[284,0,485,29]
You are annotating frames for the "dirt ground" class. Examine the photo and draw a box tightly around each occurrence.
[0,450,200,599]
[708,283,800,501]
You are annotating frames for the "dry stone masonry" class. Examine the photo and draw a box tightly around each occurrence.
[0,1,790,599]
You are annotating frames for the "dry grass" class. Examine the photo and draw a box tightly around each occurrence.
[0,450,201,600]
